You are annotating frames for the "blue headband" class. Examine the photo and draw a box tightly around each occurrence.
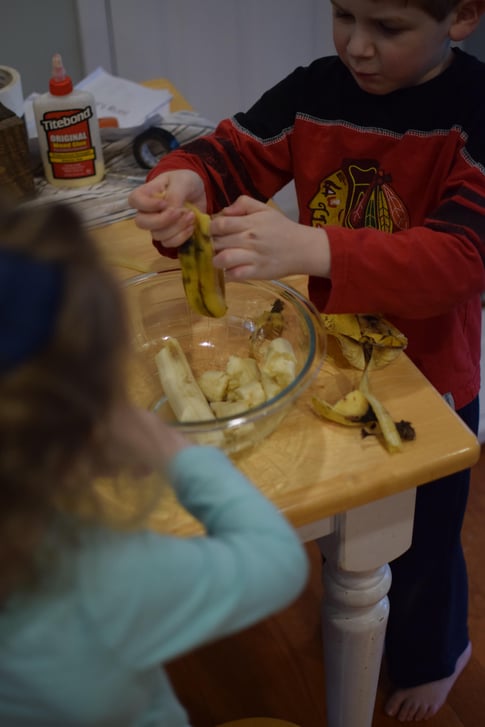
[0,249,63,374]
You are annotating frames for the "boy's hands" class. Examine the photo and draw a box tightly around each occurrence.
[211,196,332,281]
[128,170,206,249]
[129,175,331,281]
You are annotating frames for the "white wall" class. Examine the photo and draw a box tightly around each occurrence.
[464,19,485,62]
[1,0,84,96]
[76,0,334,218]
[77,0,334,122]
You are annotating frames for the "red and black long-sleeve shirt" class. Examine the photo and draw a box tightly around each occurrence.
[149,48,485,409]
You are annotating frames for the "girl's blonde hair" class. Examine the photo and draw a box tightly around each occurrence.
[0,201,128,596]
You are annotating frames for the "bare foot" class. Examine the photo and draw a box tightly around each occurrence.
[384,641,471,721]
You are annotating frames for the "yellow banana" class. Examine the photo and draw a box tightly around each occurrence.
[155,337,215,423]
[155,337,225,447]
[179,203,227,318]
[321,313,407,370]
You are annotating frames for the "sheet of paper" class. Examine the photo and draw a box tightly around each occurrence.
[24,67,173,138]
[76,67,173,127]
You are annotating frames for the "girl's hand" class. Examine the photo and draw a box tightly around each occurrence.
[96,404,190,477]
[210,196,331,281]
[128,170,207,249]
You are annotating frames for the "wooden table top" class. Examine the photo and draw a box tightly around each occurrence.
[90,77,480,536]
[92,215,480,536]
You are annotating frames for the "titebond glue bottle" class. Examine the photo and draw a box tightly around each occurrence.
[33,54,105,187]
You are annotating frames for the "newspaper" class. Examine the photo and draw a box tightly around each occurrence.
[26,128,153,228]
[25,109,219,228]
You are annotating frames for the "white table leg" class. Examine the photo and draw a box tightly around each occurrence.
[315,488,416,727]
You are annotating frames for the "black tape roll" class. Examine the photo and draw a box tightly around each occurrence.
[132,127,180,169]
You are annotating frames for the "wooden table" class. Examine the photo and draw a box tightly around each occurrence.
[92,80,481,727]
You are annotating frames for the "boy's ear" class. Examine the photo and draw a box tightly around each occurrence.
[449,0,485,42]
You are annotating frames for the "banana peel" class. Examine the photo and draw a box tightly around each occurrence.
[179,203,227,318]
[312,389,371,427]
[250,299,285,344]
[312,317,415,453]
[321,313,407,370]
[312,373,415,452]
[358,362,403,453]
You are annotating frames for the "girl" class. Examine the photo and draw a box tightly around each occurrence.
[0,200,308,726]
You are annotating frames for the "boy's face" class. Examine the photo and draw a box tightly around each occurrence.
[331,0,458,94]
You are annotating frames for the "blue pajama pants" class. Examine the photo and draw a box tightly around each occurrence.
[385,396,479,687]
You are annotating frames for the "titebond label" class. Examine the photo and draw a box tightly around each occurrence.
[39,106,98,180]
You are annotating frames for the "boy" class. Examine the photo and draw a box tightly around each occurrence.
[128,1,485,720]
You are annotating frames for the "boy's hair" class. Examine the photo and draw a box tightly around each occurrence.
[411,1,461,19]
[374,1,461,21]
[0,201,128,597]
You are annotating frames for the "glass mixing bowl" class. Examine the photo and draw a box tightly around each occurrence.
[124,270,326,455]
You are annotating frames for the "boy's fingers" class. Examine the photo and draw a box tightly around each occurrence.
[222,195,267,215]
[134,207,193,233]
[133,212,166,230]
[211,213,251,238]
[128,190,168,213]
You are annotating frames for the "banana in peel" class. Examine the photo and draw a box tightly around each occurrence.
[178,203,227,318]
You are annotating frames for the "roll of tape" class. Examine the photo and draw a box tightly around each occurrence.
[132,127,180,169]
[0,65,24,118]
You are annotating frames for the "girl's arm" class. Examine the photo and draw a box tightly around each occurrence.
[80,445,309,668]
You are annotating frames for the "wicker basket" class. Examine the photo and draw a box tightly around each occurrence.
[0,102,35,201]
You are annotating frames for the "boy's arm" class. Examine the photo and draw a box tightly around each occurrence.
[146,66,306,215]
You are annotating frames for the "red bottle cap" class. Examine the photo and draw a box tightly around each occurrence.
[49,53,73,95]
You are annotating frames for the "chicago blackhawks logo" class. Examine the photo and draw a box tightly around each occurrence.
[309,159,409,232]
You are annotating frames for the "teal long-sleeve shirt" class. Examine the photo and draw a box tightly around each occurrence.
[0,446,308,726]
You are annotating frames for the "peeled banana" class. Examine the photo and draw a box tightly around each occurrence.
[178,203,227,318]
[198,370,230,402]
[155,337,216,423]
[321,313,407,370]
[205,338,298,412]
[156,334,297,430]
[260,337,297,390]
[155,337,225,447]
[226,356,261,393]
